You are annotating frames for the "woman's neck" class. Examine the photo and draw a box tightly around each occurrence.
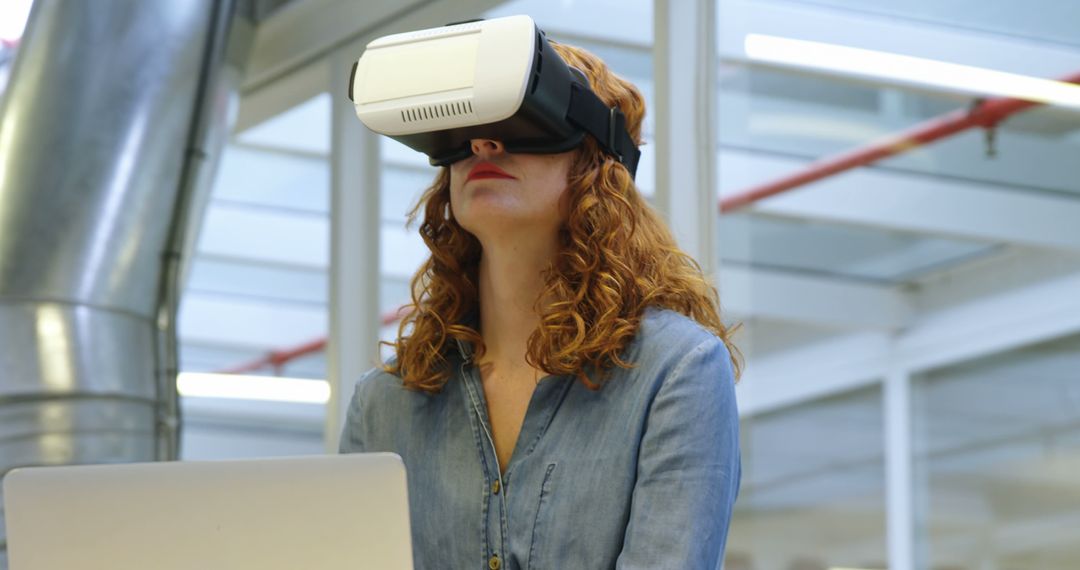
[476,234,558,367]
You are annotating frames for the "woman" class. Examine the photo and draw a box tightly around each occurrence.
[340,40,742,570]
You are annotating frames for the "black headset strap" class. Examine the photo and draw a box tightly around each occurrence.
[566,83,641,179]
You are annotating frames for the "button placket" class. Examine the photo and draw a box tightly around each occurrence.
[461,361,509,569]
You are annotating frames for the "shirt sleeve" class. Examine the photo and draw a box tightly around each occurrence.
[615,337,742,569]
[338,374,368,454]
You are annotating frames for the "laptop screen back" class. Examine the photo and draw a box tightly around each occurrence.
[3,453,413,570]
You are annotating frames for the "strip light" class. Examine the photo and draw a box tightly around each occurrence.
[177,372,330,404]
[744,34,1080,110]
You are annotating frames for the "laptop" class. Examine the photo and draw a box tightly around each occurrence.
[3,453,413,570]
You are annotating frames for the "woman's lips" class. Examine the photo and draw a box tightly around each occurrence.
[468,172,515,181]
[466,162,515,183]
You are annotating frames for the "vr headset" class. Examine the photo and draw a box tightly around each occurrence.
[347,15,641,179]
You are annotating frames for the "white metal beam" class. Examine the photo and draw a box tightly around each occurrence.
[235,59,329,134]
[897,269,1080,373]
[532,0,1080,81]
[718,90,1080,202]
[654,0,718,274]
[179,292,328,349]
[178,262,907,349]
[245,0,426,93]
[738,266,1080,416]
[719,148,1080,252]
[486,0,652,47]
[325,49,381,452]
[718,0,1080,82]
[719,265,912,330]
[885,368,916,570]
[245,0,507,94]
[238,0,510,137]
[736,330,891,414]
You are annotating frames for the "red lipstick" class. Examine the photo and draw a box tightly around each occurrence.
[467,161,515,183]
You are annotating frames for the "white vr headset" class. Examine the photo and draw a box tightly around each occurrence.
[347,15,641,179]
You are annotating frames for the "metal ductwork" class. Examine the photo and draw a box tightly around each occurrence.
[0,0,253,564]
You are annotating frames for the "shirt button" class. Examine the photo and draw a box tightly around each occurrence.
[491,480,500,495]
[488,554,501,570]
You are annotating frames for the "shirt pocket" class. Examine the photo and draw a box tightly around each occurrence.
[525,462,557,570]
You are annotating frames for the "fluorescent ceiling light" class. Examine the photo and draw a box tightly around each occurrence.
[744,34,1080,110]
[177,372,329,404]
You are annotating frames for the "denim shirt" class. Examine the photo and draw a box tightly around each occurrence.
[339,306,741,570]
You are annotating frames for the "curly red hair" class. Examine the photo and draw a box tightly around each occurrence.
[381,41,741,393]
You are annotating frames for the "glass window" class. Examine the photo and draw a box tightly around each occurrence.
[178,94,331,459]
[729,385,887,569]
[913,334,1080,568]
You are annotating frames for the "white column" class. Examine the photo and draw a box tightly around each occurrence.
[325,49,381,452]
[653,0,719,275]
[885,367,916,569]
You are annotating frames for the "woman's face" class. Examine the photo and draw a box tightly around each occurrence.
[449,139,574,241]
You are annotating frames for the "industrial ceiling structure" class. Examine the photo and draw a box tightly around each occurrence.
[4,0,1074,568]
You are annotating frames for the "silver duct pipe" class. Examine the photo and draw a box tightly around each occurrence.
[0,0,252,564]
[156,0,254,463]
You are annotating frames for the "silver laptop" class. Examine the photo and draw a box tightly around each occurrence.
[3,453,413,570]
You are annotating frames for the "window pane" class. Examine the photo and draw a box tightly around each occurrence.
[729,385,887,569]
[913,334,1080,568]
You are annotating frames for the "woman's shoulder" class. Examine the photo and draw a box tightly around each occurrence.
[350,358,459,406]
[635,306,726,354]
[627,306,734,382]
[350,361,409,404]
[341,361,450,453]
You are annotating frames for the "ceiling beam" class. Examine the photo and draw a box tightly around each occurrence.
[738,265,1080,416]
[720,265,911,330]
[718,0,1080,82]
[244,0,505,94]
[527,0,1079,81]
[720,147,1080,252]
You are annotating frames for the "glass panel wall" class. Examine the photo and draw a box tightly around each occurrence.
[716,3,1080,566]
[913,334,1080,569]
[178,94,331,459]
[729,385,887,569]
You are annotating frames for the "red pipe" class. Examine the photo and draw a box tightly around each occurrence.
[719,70,1080,213]
[218,70,1080,374]
[218,304,411,375]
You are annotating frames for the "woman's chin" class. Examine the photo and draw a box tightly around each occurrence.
[461,197,529,220]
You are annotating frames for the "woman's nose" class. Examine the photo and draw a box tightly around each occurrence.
[470,138,505,157]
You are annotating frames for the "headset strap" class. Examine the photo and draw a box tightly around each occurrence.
[566,83,641,179]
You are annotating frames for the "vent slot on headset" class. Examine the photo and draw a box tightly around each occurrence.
[400,100,475,124]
